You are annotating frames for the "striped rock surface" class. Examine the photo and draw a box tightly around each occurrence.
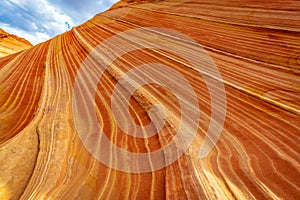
[0,29,32,58]
[0,0,299,199]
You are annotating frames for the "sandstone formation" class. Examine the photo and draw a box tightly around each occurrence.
[0,0,299,199]
[0,29,32,58]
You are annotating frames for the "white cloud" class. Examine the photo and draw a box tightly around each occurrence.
[22,0,74,35]
[0,0,118,45]
[0,22,50,45]
[8,0,28,10]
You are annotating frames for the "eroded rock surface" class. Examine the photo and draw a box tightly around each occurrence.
[0,29,32,58]
[0,0,299,199]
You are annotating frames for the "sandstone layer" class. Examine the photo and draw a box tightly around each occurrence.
[0,29,32,58]
[0,0,299,199]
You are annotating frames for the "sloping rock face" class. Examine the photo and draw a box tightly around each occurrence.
[0,29,32,58]
[0,0,299,199]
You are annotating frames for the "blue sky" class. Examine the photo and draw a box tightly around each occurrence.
[0,0,118,45]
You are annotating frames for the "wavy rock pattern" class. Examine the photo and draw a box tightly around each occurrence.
[0,0,300,199]
[0,29,32,58]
